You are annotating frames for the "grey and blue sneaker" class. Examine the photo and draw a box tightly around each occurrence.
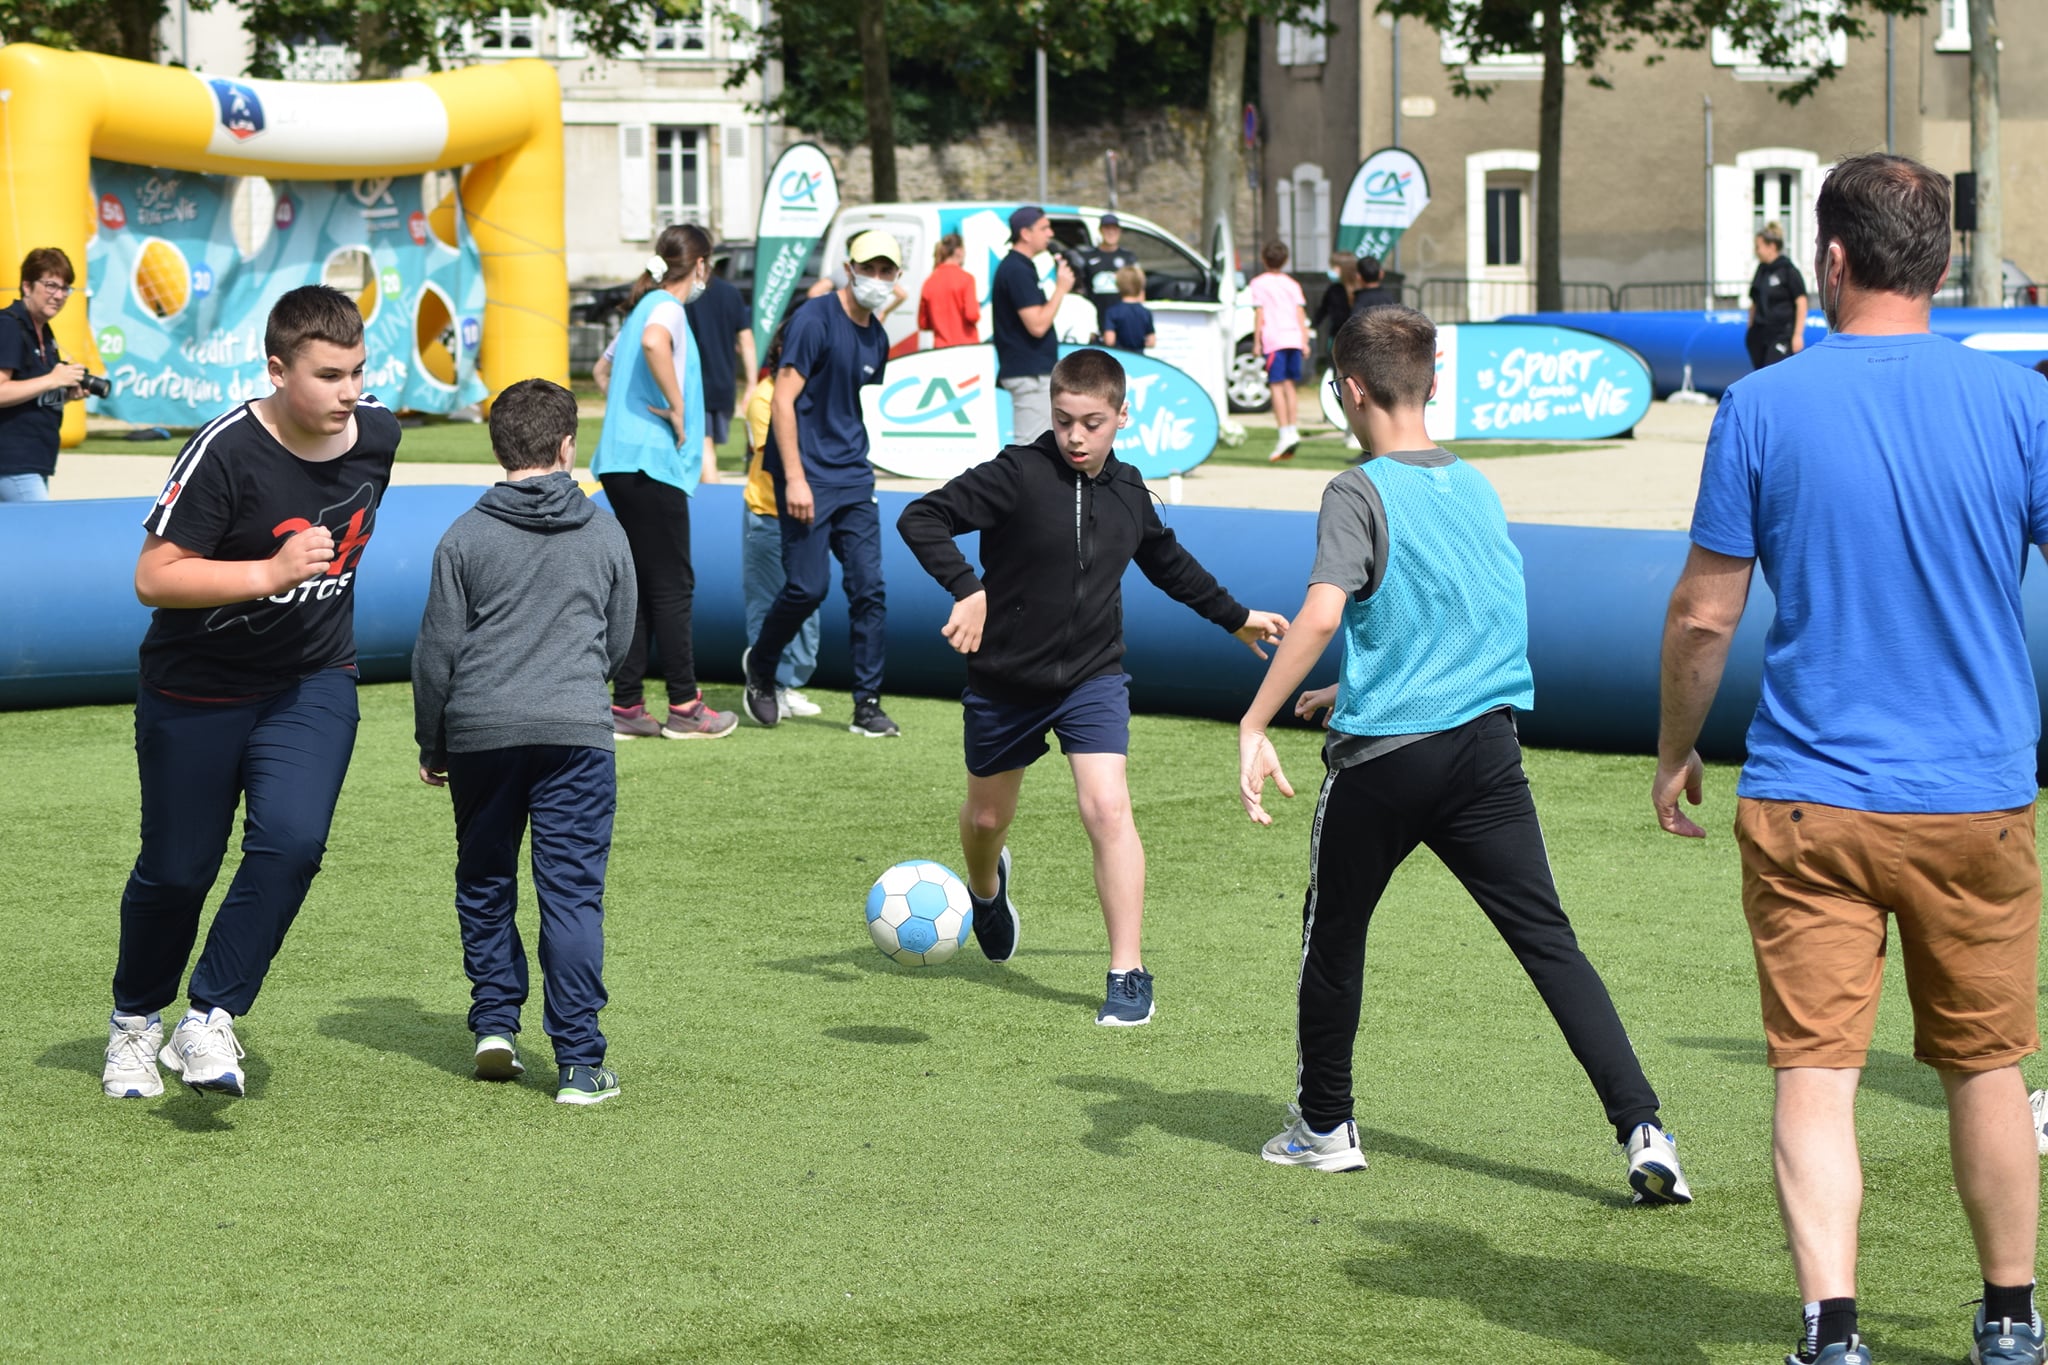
[1973,1308,2046,1365]
[1095,967,1155,1027]
[556,1064,621,1106]
[473,1033,523,1081]
[971,846,1019,963]
[1261,1104,1368,1172]
[1787,1335,1870,1365]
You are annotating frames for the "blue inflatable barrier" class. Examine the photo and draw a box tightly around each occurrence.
[8,484,2048,776]
[1505,307,2048,398]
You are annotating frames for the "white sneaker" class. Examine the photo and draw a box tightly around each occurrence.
[1260,1104,1368,1172]
[160,1008,246,1095]
[1625,1122,1692,1205]
[2030,1088,2048,1156]
[779,688,822,718]
[103,1012,164,1099]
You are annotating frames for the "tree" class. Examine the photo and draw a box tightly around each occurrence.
[1376,0,1928,311]
[0,0,177,60]
[240,0,672,81]
[855,0,897,200]
[1966,0,2001,307]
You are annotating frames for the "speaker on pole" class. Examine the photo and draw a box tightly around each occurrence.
[1955,171,1978,232]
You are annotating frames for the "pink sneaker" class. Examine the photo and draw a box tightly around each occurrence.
[612,704,662,740]
[662,695,738,739]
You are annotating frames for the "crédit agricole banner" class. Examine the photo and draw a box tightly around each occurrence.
[753,142,840,340]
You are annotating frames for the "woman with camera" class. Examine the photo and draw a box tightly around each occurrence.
[0,248,90,502]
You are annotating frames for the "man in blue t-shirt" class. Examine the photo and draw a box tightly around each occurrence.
[742,229,901,738]
[991,205,1073,445]
[1656,154,2048,1365]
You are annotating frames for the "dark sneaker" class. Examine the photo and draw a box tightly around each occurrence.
[741,648,780,728]
[555,1064,620,1106]
[612,704,662,740]
[1974,1308,2046,1365]
[473,1034,523,1081]
[849,696,900,738]
[971,846,1020,962]
[1096,968,1155,1027]
[662,695,738,739]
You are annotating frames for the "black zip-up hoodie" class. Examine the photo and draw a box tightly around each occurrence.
[897,430,1249,703]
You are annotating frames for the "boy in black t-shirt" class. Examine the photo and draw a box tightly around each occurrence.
[101,285,400,1101]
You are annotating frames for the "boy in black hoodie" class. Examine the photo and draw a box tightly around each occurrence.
[413,379,637,1105]
[898,348,1289,1025]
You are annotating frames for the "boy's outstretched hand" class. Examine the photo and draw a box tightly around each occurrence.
[941,590,987,655]
[1234,609,1291,659]
[1238,729,1294,825]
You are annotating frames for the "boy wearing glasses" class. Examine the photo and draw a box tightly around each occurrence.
[741,229,902,738]
[0,248,90,502]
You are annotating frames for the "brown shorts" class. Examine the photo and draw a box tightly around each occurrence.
[1735,797,2041,1071]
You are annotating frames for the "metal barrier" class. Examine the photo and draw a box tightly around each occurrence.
[1616,281,1751,312]
[1413,278,1615,323]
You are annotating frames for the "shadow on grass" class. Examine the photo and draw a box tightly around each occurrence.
[765,946,1101,1011]
[1354,1125,1629,1209]
[318,995,472,1080]
[39,1033,271,1125]
[1669,1035,1944,1111]
[823,1025,930,1045]
[1345,1220,1949,1364]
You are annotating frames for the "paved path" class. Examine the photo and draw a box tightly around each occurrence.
[51,404,1715,530]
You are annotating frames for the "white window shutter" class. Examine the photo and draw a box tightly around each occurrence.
[619,124,652,242]
[1313,174,1332,264]
[1712,164,1754,292]
[1276,178,1296,260]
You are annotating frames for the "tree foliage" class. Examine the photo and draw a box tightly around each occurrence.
[0,0,172,60]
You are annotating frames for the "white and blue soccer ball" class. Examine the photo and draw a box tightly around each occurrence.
[865,860,974,966]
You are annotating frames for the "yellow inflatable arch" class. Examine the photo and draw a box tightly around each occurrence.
[0,44,566,444]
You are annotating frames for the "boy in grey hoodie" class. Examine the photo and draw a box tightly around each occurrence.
[413,379,637,1106]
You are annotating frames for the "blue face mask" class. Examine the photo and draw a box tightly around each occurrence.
[1325,268,1341,281]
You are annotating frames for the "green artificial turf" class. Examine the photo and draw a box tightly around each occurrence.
[0,686,2024,1362]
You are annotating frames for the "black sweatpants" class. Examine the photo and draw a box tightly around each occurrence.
[600,470,696,708]
[1296,708,1661,1143]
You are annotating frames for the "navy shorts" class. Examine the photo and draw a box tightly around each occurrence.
[707,408,733,445]
[963,672,1131,778]
[1266,349,1304,383]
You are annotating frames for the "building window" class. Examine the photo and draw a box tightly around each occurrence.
[655,127,706,226]
[1935,0,1970,51]
[1276,1,1327,67]
[459,7,541,56]
[1485,186,1523,268]
[273,41,357,82]
[1711,0,1848,75]
[650,14,710,58]
[1440,3,1575,79]
[1754,169,1797,237]
[1275,164,1331,268]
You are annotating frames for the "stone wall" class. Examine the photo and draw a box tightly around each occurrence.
[805,108,1260,257]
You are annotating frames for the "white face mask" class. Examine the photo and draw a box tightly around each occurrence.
[850,273,894,312]
[685,276,707,305]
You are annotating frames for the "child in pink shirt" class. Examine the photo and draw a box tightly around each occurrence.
[1246,241,1310,460]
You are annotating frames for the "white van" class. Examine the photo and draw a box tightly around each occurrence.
[814,202,1268,415]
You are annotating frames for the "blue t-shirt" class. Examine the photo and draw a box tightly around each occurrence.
[1691,331,2048,812]
[1101,301,1153,354]
[685,274,748,417]
[772,291,888,490]
[992,249,1056,380]
[591,290,703,495]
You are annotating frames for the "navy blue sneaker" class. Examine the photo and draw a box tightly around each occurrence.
[556,1064,620,1106]
[1787,1335,1870,1365]
[1096,968,1155,1027]
[1973,1309,2046,1365]
[971,846,1019,963]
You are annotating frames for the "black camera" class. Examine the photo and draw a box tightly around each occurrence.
[79,372,111,399]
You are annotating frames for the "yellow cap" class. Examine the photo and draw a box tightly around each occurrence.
[846,229,903,267]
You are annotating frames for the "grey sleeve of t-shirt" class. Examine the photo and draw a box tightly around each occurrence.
[1309,469,1388,600]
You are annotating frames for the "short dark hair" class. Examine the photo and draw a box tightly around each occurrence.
[266,284,364,365]
[19,247,74,290]
[1261,240,1290,270]
[488,378,579,472]
[2034,359,2048,379]
[1814,153,1951,299]
[1332,305,1436,411]
[1051,347,1126,410]
[1357,255,1384,283]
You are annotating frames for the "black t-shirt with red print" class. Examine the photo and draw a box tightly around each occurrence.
[138,397,400,699]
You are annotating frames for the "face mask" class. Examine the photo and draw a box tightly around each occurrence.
[1325,268,1341,281]
[685,276,707,305]
[850,273,894,312]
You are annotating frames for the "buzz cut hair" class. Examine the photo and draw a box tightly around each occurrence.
[1332,305,1436,412]
[488,377,580,472]
[265,284,365,367]
[1051,347,1126,410]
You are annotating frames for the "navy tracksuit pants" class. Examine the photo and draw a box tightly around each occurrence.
[446,745,614,1067]
[748,483,885,700]
[114,669,359,1018]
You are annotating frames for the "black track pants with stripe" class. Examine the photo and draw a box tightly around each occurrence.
[1294,708,1662,1143]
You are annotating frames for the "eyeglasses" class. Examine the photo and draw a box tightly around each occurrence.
[31,280,73,297]
[1327,372,1349,409]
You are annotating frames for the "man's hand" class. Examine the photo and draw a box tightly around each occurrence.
[1233,609,1290,659]
[942,590,987,655]
[1054,257,1074,294]
[782,474,815,525]
[270,525,335,592]
[1653,750,1707,838]
[419,764,448,788]
[1238,728,1294,825]
[1293,684,1336,727]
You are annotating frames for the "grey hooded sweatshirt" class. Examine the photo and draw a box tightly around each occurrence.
[412,471,637,767]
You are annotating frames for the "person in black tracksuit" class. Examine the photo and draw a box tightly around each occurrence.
[1746,222,1809,370]
[898,347,1289,1027]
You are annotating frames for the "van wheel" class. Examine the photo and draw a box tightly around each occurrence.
[1227,341,1272,413]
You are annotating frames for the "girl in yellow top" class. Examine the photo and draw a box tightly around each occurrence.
[740,318,821,717]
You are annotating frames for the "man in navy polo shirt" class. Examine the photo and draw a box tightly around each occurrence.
[0,248,89,502]
[991,206,1074,445]
[741,228,902,738]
